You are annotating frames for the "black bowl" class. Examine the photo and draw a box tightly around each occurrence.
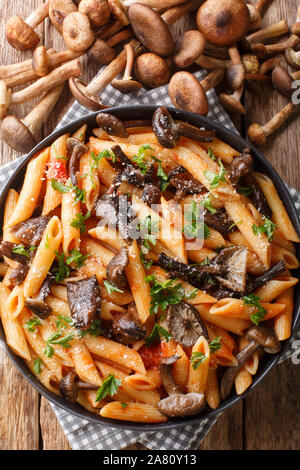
[0,105,299,431]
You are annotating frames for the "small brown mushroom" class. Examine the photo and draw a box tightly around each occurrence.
[106,246,129,290]
[159,355,183,396]
[286,47,300,71]
[134,53,170,89]
[124,0,187,7]
[63,12,95,52]
[173,30,206,68]
[12,216,50,246]
[214,246,248,293]
[67,138,89,186]
[87,39,116,65]
[247,102,297,146]
[32,46,49,77]
[108,0,129,26]
[158,392,206,417]
[220,44,246,115]
[195,54,230,70]
[271,66,293,99]
[60,371,98,403]
[166,301,208,348]
[96,112,128,137]
[252,35,300,61]
[111,43,142,93]
[246,20,289,44]
[5,2,49,50]
[247,4,262,32]
[291,3,300,36]
[0,80,11,120]
[25,276,53,319]
[259,57,280,75]
[79,0,111,28]
[109,308,146,345]
[196,0,250,46]
[128,3,174,57]
[49,0,77,34]
[67,275,101,330]
[0,241,30,264]
[246,261,286,293]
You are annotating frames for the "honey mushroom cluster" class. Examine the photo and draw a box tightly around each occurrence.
[1,0,300,152]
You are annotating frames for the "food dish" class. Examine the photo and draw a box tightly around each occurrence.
[0,105,299,430]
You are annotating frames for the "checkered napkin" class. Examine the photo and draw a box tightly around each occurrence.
[1,69,299,450]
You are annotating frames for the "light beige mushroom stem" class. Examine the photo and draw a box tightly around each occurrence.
[262,34,300,55]
[200,68,224,92]
[291,71,300,80]
[253,0,272,14]
[0,81,11,119]
[11,59,81,105]
[161,0,204,26]
[246,20,289,43]
[291,3,300,35]
[26,1,50,28]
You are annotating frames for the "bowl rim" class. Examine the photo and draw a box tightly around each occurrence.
[0,105,299,431]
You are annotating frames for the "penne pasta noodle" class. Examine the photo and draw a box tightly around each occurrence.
[61,191,80,256]
[210,298,286,321]
[187,335,210,394]
[235,367,253,395]
[205,368,221,409]
[274,287,294,341]
[255,277,298,302]
[80,150,101,212]
[70,338,102,386]
[100,402,167,423]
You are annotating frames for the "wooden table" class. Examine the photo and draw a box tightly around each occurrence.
[0,0,299,450]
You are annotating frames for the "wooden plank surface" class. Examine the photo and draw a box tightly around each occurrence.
[0,0,299,450]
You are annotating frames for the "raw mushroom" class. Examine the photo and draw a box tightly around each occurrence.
[12,216,50,246]
[134,53,170,89]
[78,0,111,28]
[246,20,289,44]
[128,3,174,57]
[25,276,53,319]
[259,57,280,76]
[67,137,89,186]
[152,106,215,149]
[159,355,183,396]
[195,55,230,71]
[67,275,101,330]
[196,0,250,46]
[285,47,300,71]
[271,66,293,99]
[49,0,77,34]
[166,301,208,348]
[87,39,116,65]
[63,12,95,52]
[251,35,300,61]
[108,0,129,26]
[32,46,49,77]
[109,309,146,345]
[214,246,248,293]
[220,44,246,115]
[169,69,225,115]
[106,246,129,290]
[158,392,206,418]
[173,30,206,68]
[220,325,281,400]
[0,81,11,120]
[291,3,300,35]
[111,43,142,93]
[5,2,49,50]
[60,371,98,403]
[124,0,187,6]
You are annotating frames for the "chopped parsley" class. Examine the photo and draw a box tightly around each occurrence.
[243,294,267,325]
[121,402,129,409]
[12,244,35,258]
[51,250,88,282]
[252,216,277,241]
[95,374,121,402]
[228,220,243,231]
[55,315,75,330]
[43,331,75,358]
[33,358,43,375]
[190,352,208,369]
[71,212,91,232]
[66,249,89,268]
[209,337,222,353]
[25,316,42,332]
[139,216,159,269]
[91,149,116,169]
[207,148,217,162]
[201,194,217,214]
[51,179,85,203]
[45,234,50,249]
[104,280,124,295]
[132,144,153,174]
[157,162,169,191]
[78,319,102,338]
[204,159,226,189]
[238,187,254,196]
[144,323,172,346]
[183,200,210,240]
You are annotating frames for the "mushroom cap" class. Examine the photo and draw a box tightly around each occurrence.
[226,64,245,90]
[63,11,95,52]
[134,53,170,89]
[215,246,248,293]
[158,355,183,396]
[69,77,107,111]
[285,48,300,70]
[106,246,129,289]
[128,3,174,57]
[87,38,116,65]
[32,45,49,77]
[108,0,129,26]
[169,71,209,115]
[196,0,250,46]
[271,66,293,99]
[110,310,146,345]
[0,115,37,153]
[5,16,40,51]
[219,93,246,115]
[152,106,179,149]
[79,0,111,28]
[158,392,206,418]
[166,301,208,348]
[173,30,206,68]
[96,112,128,137]
[247,122,266,146]
[245,325,281,354]
[251,43,267,61]
[60,371,79,403]
[49,0,78,34]
[111,78,142,93]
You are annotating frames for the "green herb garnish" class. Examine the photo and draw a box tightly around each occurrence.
[144,323,172,346]
[252,216,277,241]
[66,249,89,268]
[104,280,124,295]
[190,352,207,370]
[25,316,42,332]
[201,194,217,214]
[33,358,43,375]
[209,337,222,353]
[183,200,210,240]
[12,244,34,258]
[71,212,91,233]
[78,319,102,338]
[132,144,153,174]
[43,331,75,358]
[95,374,121,402]
[243,294,267,325]
[55,315,75,330]
[238,187,254,196]
[51,179,85,203]
[204,159,226,189]
[121,402,129,409]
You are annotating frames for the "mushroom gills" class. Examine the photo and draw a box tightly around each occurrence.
[166,301,208,348]
[214,246,248,293]
[67,275,101,329]
[108,308,146,345]
[158,392,206,417]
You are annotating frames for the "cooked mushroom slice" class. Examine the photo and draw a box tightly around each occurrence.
[8,264,29,287]
[159,355,183,396]
[168,167,205,200]
[12,216,50,246]
[25,276,53,319]
[0,241,30,264]
[106,246,129,290]
[141,183,161,206]
[203,209,235,235]
[246,261,286,293]
[166,301,208,348]
[242,171,272,219]
[60,371,98,403]
[152,106,215,149]
[96,113,128,137]
[158,392,206,417]
[220,325,281,399]
[110,310,146,345]
[67,137,89,186]
[214,246,248,293]
[228,151,253,185]
[67,275,101,329]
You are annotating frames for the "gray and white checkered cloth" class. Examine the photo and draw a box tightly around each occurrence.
[0,70,299,450]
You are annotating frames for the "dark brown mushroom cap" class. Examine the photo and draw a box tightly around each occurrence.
[141,183,161,206]
[25,276,53,319]
[245,325,281,354]
[0,241,27,264]
[5,16,40,50]
[134,53,170,89]
[285,48,300,70]
[0,115,37,154]
[242,171,272,219]
[60,371,80,403]
[67,275,101,330]
[49,0,78,34]
[8,264,29,287]
[169,168,205,199]
[69,78,107,111]
[271,66,293,99]
[228,150,253,185]
[152,106,179,149]
[196,0,250,46]
[96,113,128,137]
[128,3,174,57]
[159,354,182,396]
[169,71,209,116]
[106,246,129,290]
[87,38,116,65]
[174,30,206,69]
[110,309,146,345]
[111,78,142,93]
[67,137,89,186]
[158,392,206,417]
[214,246,248,293]
[203,209,235,235]
[12,216,50,246]
[166,301,208,348]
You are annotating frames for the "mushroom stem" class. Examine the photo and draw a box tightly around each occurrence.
[247,102,297,146]
[247,4,262,31]
[253,0,272,14]
[161,0,204,26]
[195,54,230,70]
[259,57,280,75]
[200,68,224,92]
[106,28,133,47]
[11,59,81,105]
[124,0,186,7]
[0,81,11,120]
[291,70,300,80]
[253,35,300,57]
[26,1,50,28]
[76,381,98,391]
[291,3,300,35]
[246,20,289,43]
[123,43,134,80]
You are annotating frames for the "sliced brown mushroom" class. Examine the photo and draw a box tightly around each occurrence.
[106,246,129,290]
[60,371,98,403]
[134,53,170,89]
[214,246,248,293]
[8,264,30,287]
[152,106,215,149]
[246,261,286,293]
[141,183,161,206]
[158,392,206,417]
[159,355,183,396]
[67,137,89,186]
[196,0,250,46]
[79,0,111,28]
[0,241,30,264]
[67,275,101,330]
[111,43,142,93]
[49,0,77,34]
[128,3,174,57]
[228,150,253,186]
[109,308,146,345]
[173,30,206,68]
[168,166,205,201]
[166,301,208,348]
[63,12,95,52]
[251,35,300,61]
[12,216,50,246]
[220,325,281,399]
[24,276,53,319]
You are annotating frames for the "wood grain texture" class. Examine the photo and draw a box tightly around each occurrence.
[0,0,299,450]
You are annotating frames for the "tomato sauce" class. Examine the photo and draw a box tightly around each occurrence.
[139,343,164,370]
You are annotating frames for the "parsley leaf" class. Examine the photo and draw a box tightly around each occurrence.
[157,163,169,191]
[52,251,70,282]
[238,187,254,196]
[121,402,129,409]
[95,374,121,401]
[33,358,43,375]
[243,294,267,325]
[183,200,210,240]
[209,337,221,353]
[204,159,226,189]
[144,323,172,346]
[132,145,153,174]
[55,315,75,330]
[51,179,85,203]
[43,331,75,358]
[78,319,102,338]
[207,148,217,162]
[25,316,42,332]
[71,212,91,233]
[190,352,208,369]
[104,280,124,295]
[12,244,33,258]
[252,216,277,241]
[66,249,89,268]
[201,194,217,214]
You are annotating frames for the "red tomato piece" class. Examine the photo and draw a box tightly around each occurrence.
[139,343,164,370]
